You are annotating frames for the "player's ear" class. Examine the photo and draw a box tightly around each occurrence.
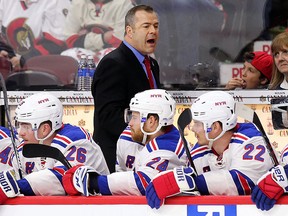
[146,115,159,128]
[41,122,52,136]
[212,122,222,132]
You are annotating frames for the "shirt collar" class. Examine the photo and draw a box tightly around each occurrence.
[123,40,145,63]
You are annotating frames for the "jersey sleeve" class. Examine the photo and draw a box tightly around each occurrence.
[99,146,186,195]
[195,136,274,195]
[17,168,65,196]
[0,127,15,171]
[115,127,144,172]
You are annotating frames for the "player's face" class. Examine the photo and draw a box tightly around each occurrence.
[128,111,144,143]
[17,122,38,144]
[274,47,288,74]
[127,10,159,55]
[191,120,209,145]
[241,62,263,89]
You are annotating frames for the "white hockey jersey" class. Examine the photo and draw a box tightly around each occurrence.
[98,126,187,195]
[191,123,274,195]
[0,0,70,55]
[0,126,18,171]
[10,123,109,196]
[63,0,134,52]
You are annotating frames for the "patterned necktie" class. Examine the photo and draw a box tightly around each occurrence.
[143,55,155,89]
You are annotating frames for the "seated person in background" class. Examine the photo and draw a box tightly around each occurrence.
[62,89,187,196]
[225,51,273,90]
[62,0,134,56]
[145,91,275,209]
[0,0,71,68]
[0,92,109,204]
[268,32,288,90]
[0,126,19,171]
[0,40,25,70]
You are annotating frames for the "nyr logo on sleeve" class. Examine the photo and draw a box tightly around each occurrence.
[188,205,236,216]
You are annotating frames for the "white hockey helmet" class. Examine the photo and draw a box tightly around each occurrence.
[15,92,63,140]
[191,91,237,143]
[127,89,176,135]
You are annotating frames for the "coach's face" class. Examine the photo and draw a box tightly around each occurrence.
[126,10,159,55]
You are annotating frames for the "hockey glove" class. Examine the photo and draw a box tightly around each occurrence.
[0,170,20,204]
[62,164,99,196]
[101,31,121,48]
[146,166,196,209]
[251,165,288,211]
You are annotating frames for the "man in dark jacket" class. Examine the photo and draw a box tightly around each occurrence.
[91,5,160,172]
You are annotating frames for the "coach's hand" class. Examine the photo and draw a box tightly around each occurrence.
[62,164,100,196]
[146,166,196,209]
[0,170,20,204]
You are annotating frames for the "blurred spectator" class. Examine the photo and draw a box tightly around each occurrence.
[62,0,134,62]
[0,40,23,71]
[225,51,273,90]
[0,0,70,68]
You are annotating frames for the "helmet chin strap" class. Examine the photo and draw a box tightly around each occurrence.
[206,130,225,149]
[141,133,148,144]
[34,130,55,144]
[140,122,161,144]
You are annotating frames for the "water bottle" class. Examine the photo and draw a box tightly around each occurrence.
[77,54,87,91]
[87,55,96,91]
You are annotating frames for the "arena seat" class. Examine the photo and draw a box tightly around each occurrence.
[5,70,62,90]
[21,54,78,87]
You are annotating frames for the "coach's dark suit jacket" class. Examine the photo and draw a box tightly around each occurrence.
[91,42,160,172]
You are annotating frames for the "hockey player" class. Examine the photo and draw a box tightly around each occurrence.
[62,89,187,196]
[0,126,19,171]
[0,92,109,204]
[145,91,275,209]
